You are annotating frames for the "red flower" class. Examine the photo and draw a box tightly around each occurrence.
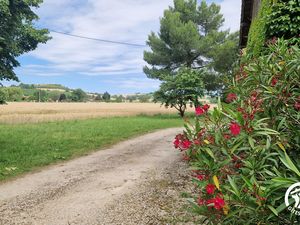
[230,122,241,136]
[196,174,206,181]
[294,101,300,111]
[195,106,205,116]
[271,77,278,86]
[197,197,206,206]
[234,163,243,169]
[182,139,192,149]
[206,196,225,210]
[206,184,215,195]
[203,104,210,112]
[173,138,180,148]
[213,196,225,210]
[223,134,231,139]
[194,139,201,145]
[226,93,237,103]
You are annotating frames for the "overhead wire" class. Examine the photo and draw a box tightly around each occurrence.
[48,29,147,47]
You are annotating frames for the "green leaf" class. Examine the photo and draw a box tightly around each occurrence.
[227,176,240,198]
[267,205,279,216]
[248,136,255,149]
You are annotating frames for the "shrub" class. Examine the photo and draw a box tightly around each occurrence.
[0,88,8,104]
[247,0,272,57]
[175,39,300,224]
[266,0,300,44]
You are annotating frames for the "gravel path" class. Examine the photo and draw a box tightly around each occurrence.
[0,128,197,225]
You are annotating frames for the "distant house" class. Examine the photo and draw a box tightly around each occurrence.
[239,0,261,48]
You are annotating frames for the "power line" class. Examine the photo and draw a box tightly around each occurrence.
[49,29,147,47]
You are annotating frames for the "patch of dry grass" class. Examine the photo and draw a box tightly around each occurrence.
[0,102,191,124]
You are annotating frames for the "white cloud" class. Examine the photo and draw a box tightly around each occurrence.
[25,0,241,79]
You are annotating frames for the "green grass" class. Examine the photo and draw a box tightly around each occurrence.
[0,115,183,181]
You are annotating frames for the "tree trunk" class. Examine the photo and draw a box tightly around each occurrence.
[179,109,185,118]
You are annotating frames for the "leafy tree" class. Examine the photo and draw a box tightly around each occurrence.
[209,31,239,74]
[58,93,67,102]
[0,88,8,104]
[48,91,61,102]
[115,95,124,103]
[71,89,87,102]
[143,0,227,80]
[19,83,34,89]
[0,0,50,82]
[6,86,23,101]
[138,94,151,103]
[203,32,240,96]
[95,94,102,101]
[153,67,204,117]
[33,89,48,102]
[126,95,137,103]
[102,91,110,102]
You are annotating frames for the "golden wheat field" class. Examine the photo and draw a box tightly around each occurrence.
[0,102,195,124]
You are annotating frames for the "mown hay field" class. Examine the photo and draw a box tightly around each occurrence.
[0,102,193,124]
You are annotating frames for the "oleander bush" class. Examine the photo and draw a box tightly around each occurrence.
[174,39,300,224]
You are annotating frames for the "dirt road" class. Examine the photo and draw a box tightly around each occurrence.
[0,128,186,225]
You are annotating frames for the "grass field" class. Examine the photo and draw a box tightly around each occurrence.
[0,114,183,181]
[0,102,190,124]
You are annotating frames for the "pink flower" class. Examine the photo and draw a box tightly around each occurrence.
[230,122,241,136]
[182,139,192,149]
[226,93,237,103]
[195,106,204,116]
[206,184,215,195]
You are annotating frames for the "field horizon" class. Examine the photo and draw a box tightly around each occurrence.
[0,102,198,124]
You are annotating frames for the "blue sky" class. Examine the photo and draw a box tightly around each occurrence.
[11,0,241,94]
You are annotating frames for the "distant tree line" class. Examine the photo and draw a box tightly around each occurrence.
[0,83,154,104]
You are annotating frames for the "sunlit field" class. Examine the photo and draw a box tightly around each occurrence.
[0,102,196,124]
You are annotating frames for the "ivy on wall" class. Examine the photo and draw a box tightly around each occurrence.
[266,0,300,44]
[246,0,300,57]
[246,0,272,57]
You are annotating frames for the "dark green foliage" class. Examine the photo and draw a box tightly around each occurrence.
[71,89,87,102]
[144,0,227,80]
[0,0,50,82]
[0,88,8,104]
[266,0,300,43]
[210,32,239,74]
[58,93,67,102]
[102,91,110,102]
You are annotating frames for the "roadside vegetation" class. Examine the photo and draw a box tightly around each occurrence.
[0,114,183,181]
[173,0,300,224]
